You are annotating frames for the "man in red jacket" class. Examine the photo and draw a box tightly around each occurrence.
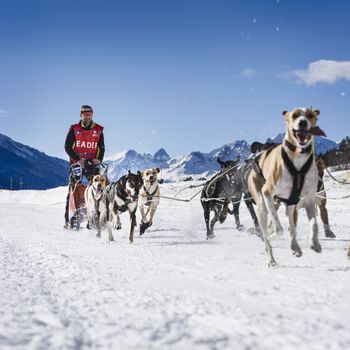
[64,105,105,228]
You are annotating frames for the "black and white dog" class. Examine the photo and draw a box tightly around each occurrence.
[201,158,260,239]
[106,170,143,243]
[217,157,261,235]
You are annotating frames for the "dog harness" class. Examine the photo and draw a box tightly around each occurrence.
[277,147,313,205]
[142,185,158,206]
[252,142,314,206]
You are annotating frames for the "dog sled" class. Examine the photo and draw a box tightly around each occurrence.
[65,160,107,230]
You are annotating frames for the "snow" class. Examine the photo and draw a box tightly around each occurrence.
[0,171,350,350]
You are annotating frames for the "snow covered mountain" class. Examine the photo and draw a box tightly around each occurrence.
[0,134,69,190]
[166,151,219,180]
[105,149,170,181]
[106,136,338,182]
[106,140,251,182]
[210,140,251,162]
[0,131,339,189]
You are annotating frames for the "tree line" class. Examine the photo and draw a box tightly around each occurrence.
[322,136,350,170]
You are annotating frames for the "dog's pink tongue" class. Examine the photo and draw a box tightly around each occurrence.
[310,126,326,137]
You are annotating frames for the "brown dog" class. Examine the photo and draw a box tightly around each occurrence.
[248,108,325,266]
[84,174,108,238]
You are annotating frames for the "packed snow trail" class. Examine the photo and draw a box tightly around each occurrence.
[0,178,349,350]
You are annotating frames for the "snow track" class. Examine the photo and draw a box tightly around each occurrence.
[0,178,349,349]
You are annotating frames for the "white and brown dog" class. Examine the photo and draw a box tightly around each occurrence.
[84,174,108,238]
[248,107,326,266]
[139,167,161,235]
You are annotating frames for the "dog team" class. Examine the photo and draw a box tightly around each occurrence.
[66,105,350,265]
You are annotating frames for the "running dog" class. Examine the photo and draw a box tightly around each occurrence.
[139,167,161,235]
[217,157,261,235]
[252,143,336,238]
[84,174,108,238]
[201,157,241,239]
[106,170,143,243]
[248,107,326,266]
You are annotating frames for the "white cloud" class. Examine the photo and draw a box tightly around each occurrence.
[240,68,256,79]
[294,60,350,85]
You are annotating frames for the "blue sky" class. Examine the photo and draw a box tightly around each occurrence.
[1,0,350,159]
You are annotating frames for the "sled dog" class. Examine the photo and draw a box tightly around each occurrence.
[84,174,108,238]
[248,107,326,266]
[252,143,336,239]
[201,157,241,239]
[216,157,261,235]
[139,167,161,235]
[106,170,143,243]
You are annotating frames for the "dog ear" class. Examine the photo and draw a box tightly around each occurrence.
[313,109,320,117]
[282,110,289,121]
[137,170,142,177]
[155,167,160,173]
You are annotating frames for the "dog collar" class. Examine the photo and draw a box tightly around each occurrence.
[284,139,312,154]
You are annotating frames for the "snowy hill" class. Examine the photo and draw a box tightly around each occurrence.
[0,134,69,190]
[0,171,349,349]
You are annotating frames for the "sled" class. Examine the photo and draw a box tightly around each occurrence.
[68,163,87,230]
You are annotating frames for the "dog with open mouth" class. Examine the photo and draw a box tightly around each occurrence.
[106,170,143,243]
[248,107,326,267]
[139,167,161,235]
[84,174,108,238]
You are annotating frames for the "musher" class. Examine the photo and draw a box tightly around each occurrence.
[63,105,105,228]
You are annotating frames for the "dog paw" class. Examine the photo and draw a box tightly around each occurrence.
[325,230,336,239]
[206,233,215,240]
[268,259,278,268]
[139,222,151,235]
[292,249,303,257]
[96,233,101,238]
[114,223,122,230]
[310,241,322,253]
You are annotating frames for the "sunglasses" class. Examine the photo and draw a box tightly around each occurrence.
[81,112,93,117]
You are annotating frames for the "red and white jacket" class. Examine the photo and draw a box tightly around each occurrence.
[70,122,103,163]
